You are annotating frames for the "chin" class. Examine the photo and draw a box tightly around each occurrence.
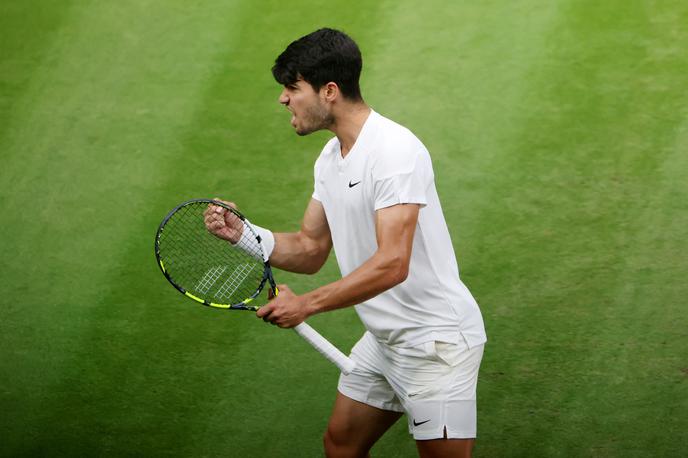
[295,125,316,136]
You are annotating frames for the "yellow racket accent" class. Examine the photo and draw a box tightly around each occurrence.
[184,292,205,304]
[209,302,230,309]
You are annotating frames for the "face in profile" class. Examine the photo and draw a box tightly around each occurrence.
[278,79,334,136]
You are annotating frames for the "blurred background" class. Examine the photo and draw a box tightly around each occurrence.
[1,1,686,456]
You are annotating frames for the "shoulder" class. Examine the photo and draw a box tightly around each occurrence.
[369,113,431,178]
[371,112,420,145]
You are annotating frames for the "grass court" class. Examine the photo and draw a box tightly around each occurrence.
[1,1,687,456]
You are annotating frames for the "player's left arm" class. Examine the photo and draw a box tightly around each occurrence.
[257,203,420,327]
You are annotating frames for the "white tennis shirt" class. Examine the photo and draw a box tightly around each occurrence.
[313,110,486,348]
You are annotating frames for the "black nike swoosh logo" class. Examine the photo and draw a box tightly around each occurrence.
[413,419,431,427]
[348,180,361,188]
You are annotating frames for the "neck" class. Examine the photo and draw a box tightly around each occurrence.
[329,102,371,157]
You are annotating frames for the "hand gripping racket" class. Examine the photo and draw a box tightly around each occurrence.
[154,198,356,375]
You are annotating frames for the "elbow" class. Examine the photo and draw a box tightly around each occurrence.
[301,263,324,275]
[392,264,409,286]
[300,242,330,275]
[298,254,325,275]
[384,256,410,287]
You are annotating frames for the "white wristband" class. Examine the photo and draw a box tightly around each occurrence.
[232,219,274,262]
[252,223,275,262]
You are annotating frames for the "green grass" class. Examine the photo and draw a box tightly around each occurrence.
[1,1,687,456]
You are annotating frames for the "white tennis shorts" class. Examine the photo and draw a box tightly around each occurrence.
[338,331,484,440]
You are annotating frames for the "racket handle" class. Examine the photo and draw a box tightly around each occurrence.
[293,322,357,375]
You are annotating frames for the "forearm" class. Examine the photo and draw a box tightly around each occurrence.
[300,204,419,317]
[265,198,332,274]
[301,250,408,317]
[269,231,330,274]
[256,204,419,329]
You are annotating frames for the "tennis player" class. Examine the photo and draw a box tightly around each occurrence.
[206,28,486,458]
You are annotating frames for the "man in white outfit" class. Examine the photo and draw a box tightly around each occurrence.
[205,28,487,458]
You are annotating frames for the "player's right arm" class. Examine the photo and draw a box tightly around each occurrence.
[270,198,332,274]
[204,197,331,274]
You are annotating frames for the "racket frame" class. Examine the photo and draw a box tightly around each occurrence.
[154,198,357,375]
[154,198,273,310]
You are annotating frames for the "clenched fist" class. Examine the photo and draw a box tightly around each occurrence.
[203,198,244,243]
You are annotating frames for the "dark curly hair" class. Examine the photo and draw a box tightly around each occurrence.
[272,28,363,101]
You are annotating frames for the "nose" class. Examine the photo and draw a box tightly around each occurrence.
[278,88,289,105]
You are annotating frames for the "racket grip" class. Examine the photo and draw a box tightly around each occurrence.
[293,322,357,375]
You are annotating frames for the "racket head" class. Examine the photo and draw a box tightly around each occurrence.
[154,198,273,310]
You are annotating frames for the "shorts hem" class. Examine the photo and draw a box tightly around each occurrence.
[413,429,477,440]
[337,386,405,413]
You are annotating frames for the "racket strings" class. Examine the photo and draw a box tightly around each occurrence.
[158,202,266,306]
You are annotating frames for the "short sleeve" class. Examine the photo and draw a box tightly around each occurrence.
[373,148,433,210]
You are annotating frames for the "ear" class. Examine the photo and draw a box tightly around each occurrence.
[321,82,339,102]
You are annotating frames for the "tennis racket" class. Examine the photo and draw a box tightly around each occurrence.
[154,198,356,375]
